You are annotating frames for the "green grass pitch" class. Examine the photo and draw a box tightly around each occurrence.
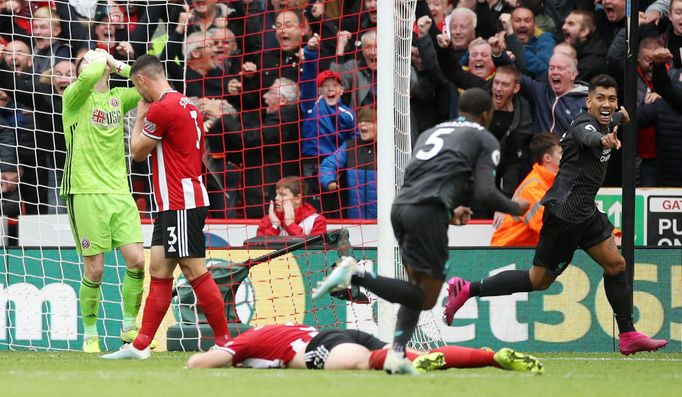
[1,352,680,397]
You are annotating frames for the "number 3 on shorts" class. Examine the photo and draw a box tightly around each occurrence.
[167,226,177,251]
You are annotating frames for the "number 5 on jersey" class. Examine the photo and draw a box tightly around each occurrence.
[415,128,454,160]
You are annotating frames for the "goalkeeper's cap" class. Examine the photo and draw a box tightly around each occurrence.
[317,70,341,88]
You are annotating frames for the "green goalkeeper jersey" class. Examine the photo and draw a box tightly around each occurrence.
[60,59,141,196]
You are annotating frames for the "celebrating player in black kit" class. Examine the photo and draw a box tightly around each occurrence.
[313,88,529,374]
[443,75,668,355]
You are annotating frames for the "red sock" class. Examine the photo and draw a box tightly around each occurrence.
[133,277,173,350]
[191,272,230,346]
[431,346,500,368]
[368,349,420,370]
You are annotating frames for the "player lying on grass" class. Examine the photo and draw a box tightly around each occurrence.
[186,323,544,375]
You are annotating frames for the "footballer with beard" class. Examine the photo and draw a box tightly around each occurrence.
[443,75,668,356]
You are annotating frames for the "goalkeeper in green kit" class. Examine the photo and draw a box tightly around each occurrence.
[61,48,147,353]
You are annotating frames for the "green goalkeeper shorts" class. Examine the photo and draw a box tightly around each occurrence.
[66,194,143,256]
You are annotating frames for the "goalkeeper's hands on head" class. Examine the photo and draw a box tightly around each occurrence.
[82,49,107,65]
[91,48,127,75]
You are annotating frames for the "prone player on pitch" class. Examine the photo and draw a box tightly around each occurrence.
[102,55,231,359]
[186,323,543,375]
[61,48,146,353]
[444,75,667,355]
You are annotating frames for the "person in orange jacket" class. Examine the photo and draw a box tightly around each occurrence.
[491,133,562,246]
[257,176,328,237]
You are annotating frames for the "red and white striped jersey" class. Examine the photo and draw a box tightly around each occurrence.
[142,90,209,211]
[220,324,319,368]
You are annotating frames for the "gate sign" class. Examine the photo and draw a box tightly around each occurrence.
[647,196,682,246]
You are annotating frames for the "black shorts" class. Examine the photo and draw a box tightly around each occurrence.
[151,207,208,258]
[533,209,614,276]
[305,329,386,369]
[391,203,450,280]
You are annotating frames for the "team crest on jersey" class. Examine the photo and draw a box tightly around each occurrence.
[491,149,500,166]
[81,238,91,249]
[109,97,119,108]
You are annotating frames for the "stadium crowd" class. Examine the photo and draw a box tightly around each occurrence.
[1,0,682,226]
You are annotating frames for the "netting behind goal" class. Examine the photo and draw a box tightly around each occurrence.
[0,0,405,351]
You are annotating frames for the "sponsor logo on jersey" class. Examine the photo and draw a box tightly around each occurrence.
[600,148,611,162]
[91,109,121,127]
[81,238,91,249]
[109,98,119,108]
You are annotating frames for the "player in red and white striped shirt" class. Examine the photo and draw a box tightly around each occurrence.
[139,88,209,211]
[185,323,544,374]
[102,55,229,360]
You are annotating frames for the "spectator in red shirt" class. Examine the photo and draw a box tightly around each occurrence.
[257,176,327,237]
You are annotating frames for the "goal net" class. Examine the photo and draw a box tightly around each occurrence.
[0,0,432,352]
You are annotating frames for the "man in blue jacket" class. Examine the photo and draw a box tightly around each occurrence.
[301,33,356,217]
[509,7,555,79]
[520,52,588,134]
[319,106,376,219]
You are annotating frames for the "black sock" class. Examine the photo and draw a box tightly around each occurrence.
[470,270,533,297]
[352,272,424,310]
[391,305,421,353]
[603,271,635,333]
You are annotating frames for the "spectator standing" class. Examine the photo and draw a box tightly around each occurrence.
[31,7,72,74]
[331,29,376,108]
[561,10,608,82]
[0,58,76,214]
[663,0,682,68]
[301,33,356,217]
[505,7,555,78]
[594,0,627,47]
[448,7,477,62]
[243,9,307,111]
[489,65,535,197]
[1,40,32,73]
[234,78,302,218]
[638,48,682,187]
[608,36,662,186]
[520,52,588,134]
[319,106,377,219]
[521,0,557,34]
[260,0,308,52]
